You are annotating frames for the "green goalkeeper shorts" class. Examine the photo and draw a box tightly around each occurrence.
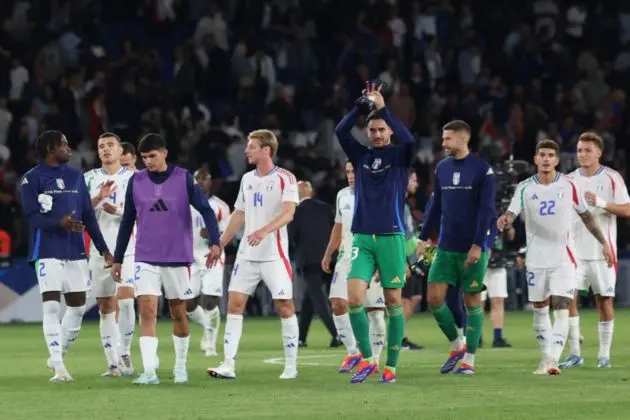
[428,248,488,293]
[347,233,407,289]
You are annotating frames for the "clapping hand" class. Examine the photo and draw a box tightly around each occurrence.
[99,180,116,200]
[362,80,385,110]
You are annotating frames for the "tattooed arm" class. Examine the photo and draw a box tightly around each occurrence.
[577,210,606,244]
[578,210,615,267]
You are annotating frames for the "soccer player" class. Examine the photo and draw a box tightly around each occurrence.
[112,133,221,385]
[207,129,300,380]
[497,139,614,375]
[20,130,112,382]
[481,223,514,348]
[334,83,414,384]
[417,120,496,375]
[559,132,630,369]
[84,132,136,376]
[188,168,230,357]
[120,142,137,171]
[401,171,424,350]
[322,160,387,373]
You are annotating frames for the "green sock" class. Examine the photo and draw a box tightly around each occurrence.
[430,303,460,342]
[385,304,404,368]
[349,304,372,359]
[465,305,483,354]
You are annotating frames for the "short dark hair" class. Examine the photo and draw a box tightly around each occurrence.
[366,110,383,122]
[578,132,603,150]
[120,142,136,156]
[98,132,121,142]
[535,139,560,155]
[442,120,471,134]
[36,130,65,158]
[137,133,166,153]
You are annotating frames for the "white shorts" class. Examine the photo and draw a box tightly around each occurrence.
[482,267,508,300]
[526,265,576,302]
[228,258,293,300]
[329,261,385,308]
[365,279,385,308]
[577,260,616,297]
[134,262,194,300]
[329,261,350,300]
[89,255,135,298]
[191,264,224,298]
[35,258,89,294]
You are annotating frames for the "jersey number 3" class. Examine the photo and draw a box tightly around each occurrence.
[538,200,555,216]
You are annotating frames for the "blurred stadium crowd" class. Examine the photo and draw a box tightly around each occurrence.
[2,0,630,259]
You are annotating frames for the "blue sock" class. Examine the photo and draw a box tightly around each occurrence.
[493,328,502,341]
[445,286,466,330]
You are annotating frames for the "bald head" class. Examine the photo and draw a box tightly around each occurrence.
[297,181,313,200]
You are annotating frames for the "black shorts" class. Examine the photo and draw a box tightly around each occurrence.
[402,274,424,299]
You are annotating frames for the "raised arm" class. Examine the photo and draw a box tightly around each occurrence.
[335,107,368,161]
[114,176,137,263]
[473,167,497,246]
[19,175,61,230]
[376,107,415,165]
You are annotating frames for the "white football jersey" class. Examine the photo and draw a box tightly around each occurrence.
[84,167,134,256]
[234,167,299,261]
[507,173,588,269]
[191,196,231,268]
[569,166,630,261]
[335,186,355,263]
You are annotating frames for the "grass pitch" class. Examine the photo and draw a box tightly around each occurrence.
[1,309,630,420]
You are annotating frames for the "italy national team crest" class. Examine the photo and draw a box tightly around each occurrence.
[267,182,274,192]
[453,172,460,185]
[56,178,65,189]
[371,158,382,170]
[557,190,564,200]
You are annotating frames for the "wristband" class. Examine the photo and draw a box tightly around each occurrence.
[595,196,608,209]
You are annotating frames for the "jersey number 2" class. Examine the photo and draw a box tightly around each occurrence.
[538,200,555,216]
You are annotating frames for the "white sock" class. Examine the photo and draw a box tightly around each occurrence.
[42,301,63,367]
[99,312,119,367]
[568,316,581,356]
[281,315,299,369]
[333,313,358,355]
[139,336,158,375]
[451,336,465,351]
[367,311,386,362]
[206,306,221,350]
[533,306,551,356]
[188,305,210,333]
[549,309,569,363]
[223,314,243,367]
[61,305,85,355]
[462,352,475,366]
[117,298,135,356]
[598,320,614,359]
[173,335,190,371]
